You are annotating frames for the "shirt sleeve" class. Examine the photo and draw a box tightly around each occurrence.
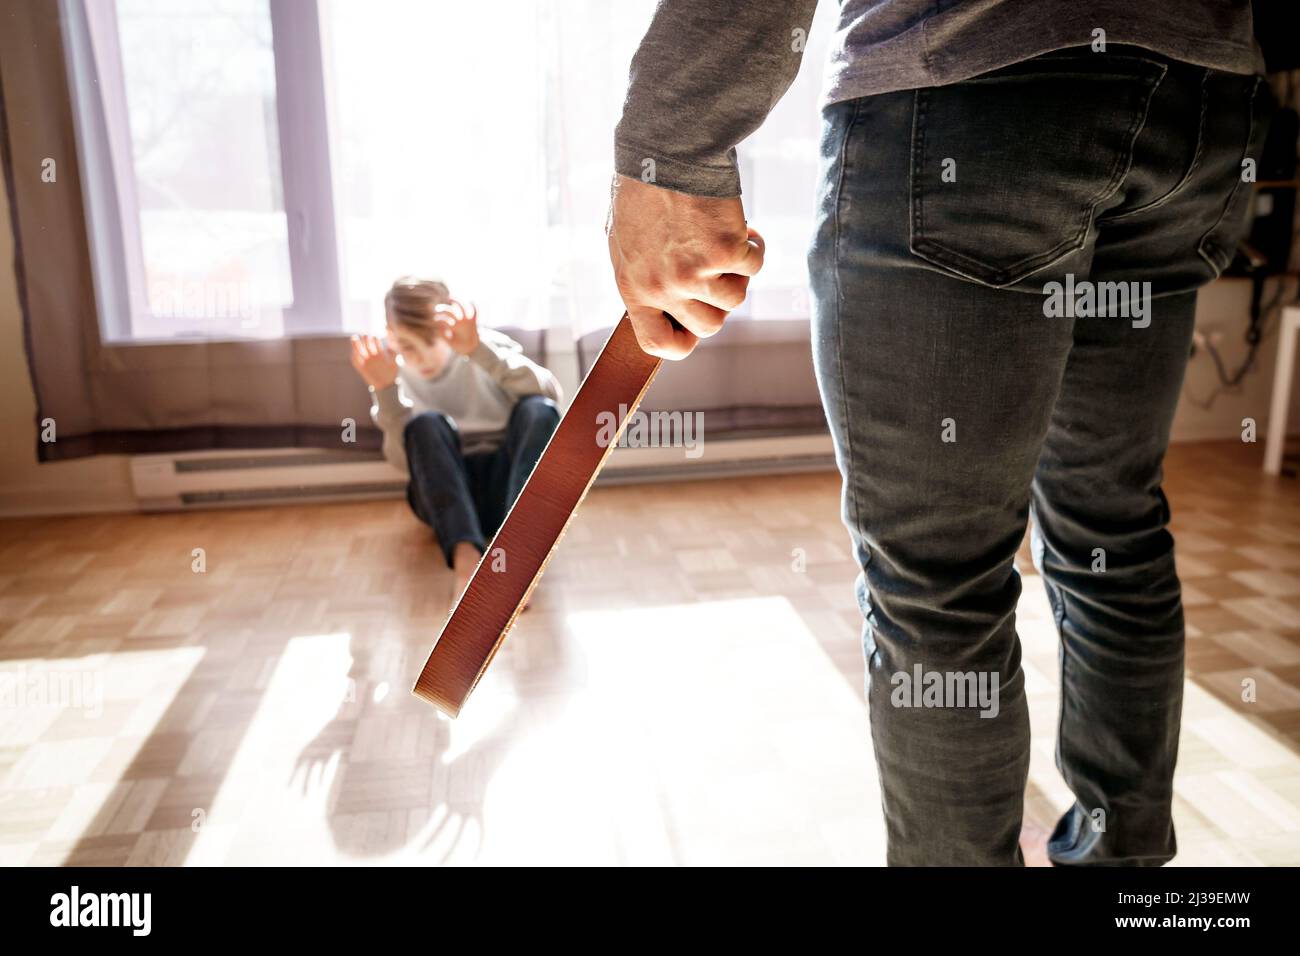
[614,0,819,198]
[467,330,564,405]
[370,382,413,473]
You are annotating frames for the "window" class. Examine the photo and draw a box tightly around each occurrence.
[118,0,293,338]
[66,0,338,341]
[64,0,834,344]
[318,0,661,336]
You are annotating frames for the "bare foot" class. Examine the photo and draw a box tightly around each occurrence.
[452,570,474,606]
[451,541,482,607]
[1020,822,1053,867]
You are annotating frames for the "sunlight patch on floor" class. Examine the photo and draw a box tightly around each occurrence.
[532,595,888,865]
[0,647,205,865]
[188,632,354,866]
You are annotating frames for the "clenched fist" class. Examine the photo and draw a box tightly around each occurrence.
[607,174,765,360]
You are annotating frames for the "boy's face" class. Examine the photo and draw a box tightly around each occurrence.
[388,325,453,379]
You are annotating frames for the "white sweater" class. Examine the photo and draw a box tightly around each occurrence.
[369,328,562,471]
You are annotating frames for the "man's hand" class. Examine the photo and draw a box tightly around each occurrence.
[350,334,400,390]
[434,298,481,355]
[607,175,765,360]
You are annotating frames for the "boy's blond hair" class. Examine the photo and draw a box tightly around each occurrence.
[384,276,451,342]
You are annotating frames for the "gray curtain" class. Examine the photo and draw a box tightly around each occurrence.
[578,318,826,438]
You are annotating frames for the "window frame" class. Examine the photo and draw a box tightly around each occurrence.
[61,0,343,345]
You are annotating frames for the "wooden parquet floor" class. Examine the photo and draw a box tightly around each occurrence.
[0,439,1297,865]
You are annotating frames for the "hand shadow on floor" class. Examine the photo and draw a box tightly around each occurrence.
[289,612,548,864]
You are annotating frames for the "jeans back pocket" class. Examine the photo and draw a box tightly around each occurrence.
[909,51,1167,288]
[1197,74,1268,276]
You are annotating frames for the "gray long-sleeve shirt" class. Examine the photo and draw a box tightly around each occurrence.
[370,328,562,472]
[615,0,1263,199]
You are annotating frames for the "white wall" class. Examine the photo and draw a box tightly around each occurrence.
[1177,277,1300,443]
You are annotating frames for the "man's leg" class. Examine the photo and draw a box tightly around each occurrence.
[404,411,487,568]
[809,101,1087,865]
[806,49,1178,863]
[813,277,1076,864]
[1030,59,1265,864]
[1032,302,1195,868]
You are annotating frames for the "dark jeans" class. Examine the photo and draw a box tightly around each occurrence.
[808,47,1267,865]
[404,395,560,568]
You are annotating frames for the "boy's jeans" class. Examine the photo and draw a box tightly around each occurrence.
[808,47,1266,865]
[404,395,560,568]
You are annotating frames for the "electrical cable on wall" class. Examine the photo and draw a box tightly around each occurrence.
[1186,273,1300,409]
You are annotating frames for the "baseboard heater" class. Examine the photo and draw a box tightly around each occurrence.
[129,449,406,511]
[129,433,838,511]
[597,431,836,485]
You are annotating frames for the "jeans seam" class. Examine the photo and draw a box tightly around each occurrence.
[833,98,866,546]
[908,88,929,272]
[1051,546,1071,789]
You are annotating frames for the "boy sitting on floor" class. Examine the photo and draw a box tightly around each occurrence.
[350,276,562,601]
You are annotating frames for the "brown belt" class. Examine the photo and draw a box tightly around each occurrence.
[412,313,661,716]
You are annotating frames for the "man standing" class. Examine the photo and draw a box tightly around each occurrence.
[607,1,1265,865]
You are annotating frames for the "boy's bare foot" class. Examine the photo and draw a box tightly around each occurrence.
[1019,822,1053,867]
[452,569,474,605]
[451,541,482,606]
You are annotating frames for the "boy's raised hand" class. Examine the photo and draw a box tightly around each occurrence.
[434,298,480,355]
[350,334,400,390]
